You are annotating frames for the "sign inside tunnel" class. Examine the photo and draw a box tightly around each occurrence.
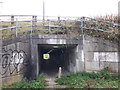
[43,54,50,59]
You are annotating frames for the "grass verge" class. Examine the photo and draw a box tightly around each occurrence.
[2,76,47,89]
[56,68,119,88]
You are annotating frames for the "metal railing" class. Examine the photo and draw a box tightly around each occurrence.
[0,15,119,39]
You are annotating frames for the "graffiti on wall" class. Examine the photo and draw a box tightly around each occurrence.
[94,52,118,62]
[0,48,27,77]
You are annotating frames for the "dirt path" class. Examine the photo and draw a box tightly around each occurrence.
[45,77,66,88]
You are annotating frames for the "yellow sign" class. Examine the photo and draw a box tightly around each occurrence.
[43,54,50,60]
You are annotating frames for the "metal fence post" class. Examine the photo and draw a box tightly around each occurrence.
[64,20,67,34]
[81,17,84,34]
[32,16,35,31]
[11,15,14,34]
[16,18,18,37]
[35,16,37,30]
[49,20,51,32]
[32,16,37,31]
[31,19,33,35]
[58,17,60,22]
[96,21,98,30]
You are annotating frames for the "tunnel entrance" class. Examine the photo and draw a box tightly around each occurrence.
[38,44,78,77]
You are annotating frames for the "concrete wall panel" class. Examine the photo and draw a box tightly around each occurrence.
[84,35,119,73]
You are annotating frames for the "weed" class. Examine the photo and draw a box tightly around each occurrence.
[2,76,47,89]
[56,68,119,88]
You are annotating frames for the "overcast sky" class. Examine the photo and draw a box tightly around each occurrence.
[0,0,119,17]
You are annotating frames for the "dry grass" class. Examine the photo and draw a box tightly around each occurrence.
[1,15,119,40]
[93,14,118,23]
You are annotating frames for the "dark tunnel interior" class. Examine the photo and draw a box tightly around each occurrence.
[38,44,77,77]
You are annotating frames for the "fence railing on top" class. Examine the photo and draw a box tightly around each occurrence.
[0,15,119,40]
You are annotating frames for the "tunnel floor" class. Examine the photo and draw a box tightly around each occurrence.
[38,44,77,77]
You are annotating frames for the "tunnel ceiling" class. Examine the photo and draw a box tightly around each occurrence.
[38,44,78,49]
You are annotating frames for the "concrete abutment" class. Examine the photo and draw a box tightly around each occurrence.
[1,34,119,85]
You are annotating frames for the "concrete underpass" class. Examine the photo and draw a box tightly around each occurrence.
[38,44,78,77]
[1,34,119,85]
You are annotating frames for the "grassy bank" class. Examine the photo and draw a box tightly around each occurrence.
[56,68,119,88]
[2,76,47,88]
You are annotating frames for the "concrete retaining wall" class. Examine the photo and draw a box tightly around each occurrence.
[84,35,119,73]
[0,34,119,85]
[1,35,30,85]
